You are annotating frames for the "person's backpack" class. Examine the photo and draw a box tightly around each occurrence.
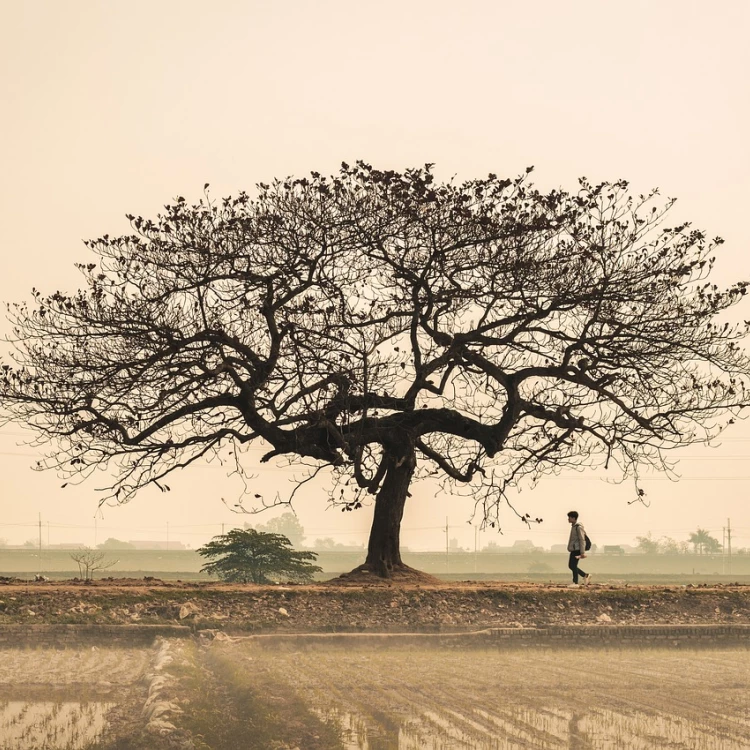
[576,523,592,551]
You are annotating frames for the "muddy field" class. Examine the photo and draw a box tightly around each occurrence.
[0,645,153,749]
[1,638,749,749]
[211,640,750,749]
[1,582,748,748]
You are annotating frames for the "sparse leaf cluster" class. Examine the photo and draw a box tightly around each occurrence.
[68,547,117,580]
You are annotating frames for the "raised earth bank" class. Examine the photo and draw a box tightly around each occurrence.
[1,579,749,632]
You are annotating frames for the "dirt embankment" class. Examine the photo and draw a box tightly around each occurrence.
[1,579,749,632]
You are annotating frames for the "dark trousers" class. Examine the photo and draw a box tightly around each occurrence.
[568,551,587,583]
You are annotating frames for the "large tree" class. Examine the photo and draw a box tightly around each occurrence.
[2,163,749,578]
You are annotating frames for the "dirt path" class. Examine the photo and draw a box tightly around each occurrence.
[1,580,749,631]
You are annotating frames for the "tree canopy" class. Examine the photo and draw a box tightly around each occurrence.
[688,528,722,555]
[251,511,305,548]
[198,528,321,583]
[2,162,749,578]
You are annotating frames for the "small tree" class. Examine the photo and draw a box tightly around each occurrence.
[659,536,681,554]
[69,547,117,580]
[703,534,722,554]
[198,528,321,584]
[635,532,661,554]
[251,512,306,548]
[688,528,721,555]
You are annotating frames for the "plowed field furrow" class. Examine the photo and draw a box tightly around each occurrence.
[472,651,750,743]
[225,645,750,749]
[0,647,151,686]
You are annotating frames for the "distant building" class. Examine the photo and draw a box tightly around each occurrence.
[512,540,540,552]
[603,545,625,555]
[127,541,187,550]
[550,542,639,554]
[483,540,543,553]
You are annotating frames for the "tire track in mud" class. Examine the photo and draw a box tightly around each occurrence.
[233,644,750,749]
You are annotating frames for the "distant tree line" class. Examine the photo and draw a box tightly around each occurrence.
[636,528,725,554]
[246,512,365,551]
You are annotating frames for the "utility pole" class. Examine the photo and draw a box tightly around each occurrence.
[727,518,732,575]
[38,512,42,574]
[445,517,449,572]
[166,521,170,551]
[474,527,478,574]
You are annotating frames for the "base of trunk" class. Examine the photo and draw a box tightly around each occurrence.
[327,562,442,585]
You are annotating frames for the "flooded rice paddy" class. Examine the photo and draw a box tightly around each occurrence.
[0,646,150,750]
[203,641,750,749]
[1,639,749,748]
[0,701,114,749]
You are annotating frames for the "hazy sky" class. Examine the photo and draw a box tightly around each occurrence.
[1,1,749,553]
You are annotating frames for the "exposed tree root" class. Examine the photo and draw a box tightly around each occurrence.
[326,562,442,586]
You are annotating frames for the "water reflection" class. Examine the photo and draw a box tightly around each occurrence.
[0,701,114,750]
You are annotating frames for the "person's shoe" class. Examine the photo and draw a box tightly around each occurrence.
[583,574,593,585]
[567,583,579,588]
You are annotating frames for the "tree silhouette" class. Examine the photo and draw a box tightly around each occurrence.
[688,528,721,554]
[198,528,321,583]
[703,534,722,554]
[251,511,306,548]
[2,163,750,578]
[636,532,661,554]
[69,547,117,580]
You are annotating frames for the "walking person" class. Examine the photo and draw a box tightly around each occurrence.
[567,511,591,587]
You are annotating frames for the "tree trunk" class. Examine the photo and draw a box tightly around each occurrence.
[364,449,416,577]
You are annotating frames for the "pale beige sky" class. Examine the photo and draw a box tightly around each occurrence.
[1,1,749,551]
